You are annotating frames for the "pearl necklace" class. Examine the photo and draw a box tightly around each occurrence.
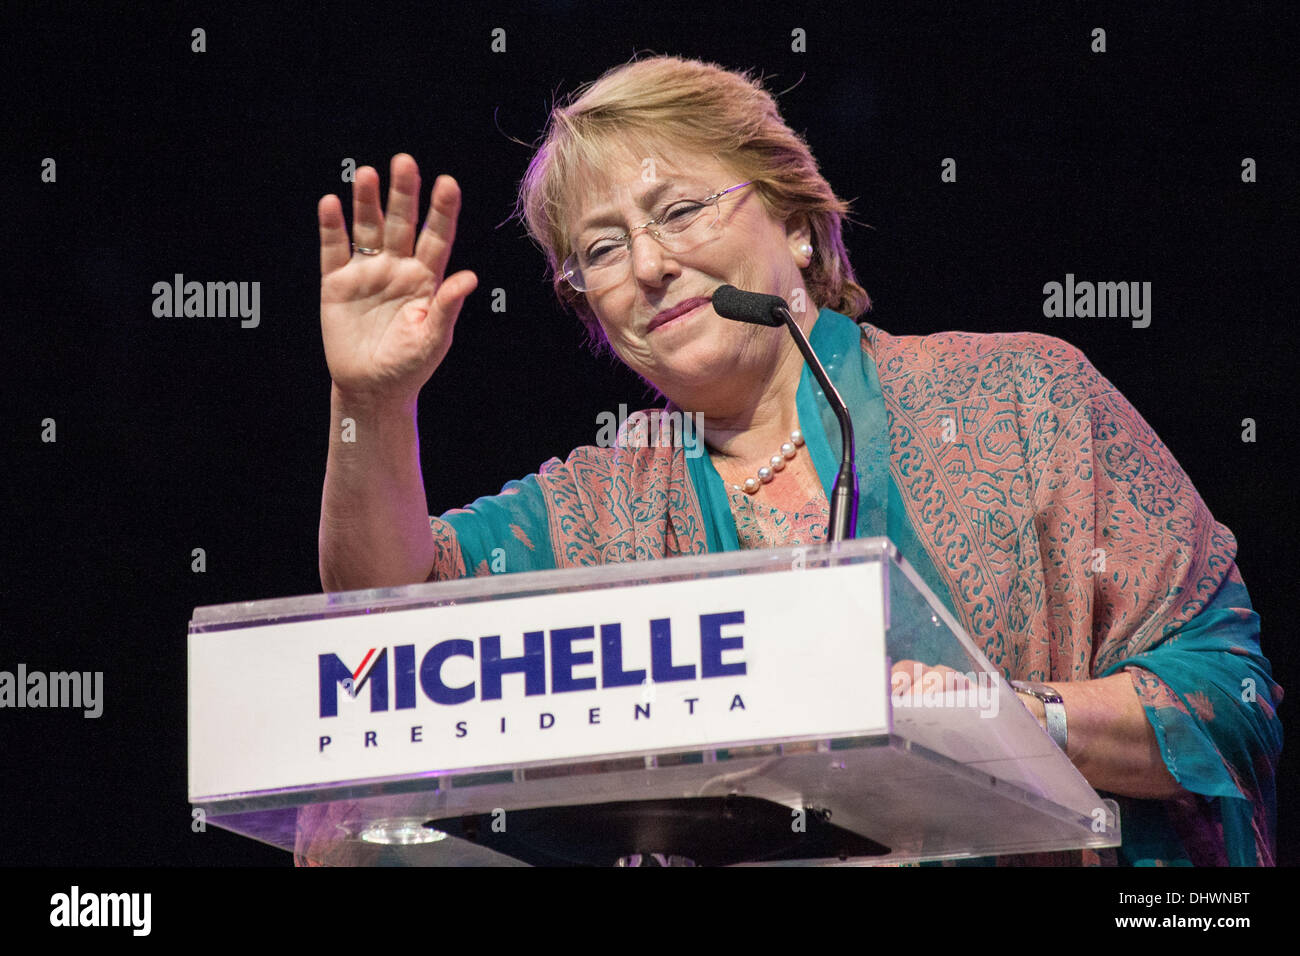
[725,429,805,494]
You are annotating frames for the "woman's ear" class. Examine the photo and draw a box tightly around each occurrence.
[786,214,814,266]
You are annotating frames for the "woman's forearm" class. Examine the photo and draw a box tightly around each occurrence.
[318,383,438,591]
[1018,671,1185,799]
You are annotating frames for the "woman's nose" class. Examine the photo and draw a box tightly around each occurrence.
[628,230,679,284]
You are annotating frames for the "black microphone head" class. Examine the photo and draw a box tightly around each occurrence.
[710,285,787,327]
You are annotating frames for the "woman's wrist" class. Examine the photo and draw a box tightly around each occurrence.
[1016,675,1185,799]
[1015,688,1048,726]
[331,380,419,419]
[1011,681,1067,750]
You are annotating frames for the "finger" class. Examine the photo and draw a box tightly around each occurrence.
[382,153,421,256]
[931,665,973,689]
[351,165,384,253]
[431,268,478,318]
[890,660,915,694]
[318,194,351,275]
[415,174,462,285]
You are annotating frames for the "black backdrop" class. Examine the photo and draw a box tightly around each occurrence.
[6,0,1297,869]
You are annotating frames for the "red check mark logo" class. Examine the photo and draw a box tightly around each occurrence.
[342,648,378,698]
[352,648,377,685]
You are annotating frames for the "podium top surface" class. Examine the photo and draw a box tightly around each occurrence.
[189,538,905,632]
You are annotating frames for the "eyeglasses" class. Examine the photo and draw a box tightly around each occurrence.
[561,181,753,292]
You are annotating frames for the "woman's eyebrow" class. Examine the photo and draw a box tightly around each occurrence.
[573,179,699,234]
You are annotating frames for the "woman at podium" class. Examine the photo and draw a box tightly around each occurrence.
[314,56,1280,866]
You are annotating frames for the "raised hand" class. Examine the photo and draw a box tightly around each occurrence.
[318,154,478,407]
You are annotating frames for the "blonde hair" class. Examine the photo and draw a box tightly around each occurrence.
[514,55,872,352]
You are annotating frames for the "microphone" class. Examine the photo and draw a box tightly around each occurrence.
[709,285,785,327]
[710,285,858,542]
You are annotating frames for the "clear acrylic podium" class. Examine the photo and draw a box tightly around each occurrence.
[188,538,1119,866]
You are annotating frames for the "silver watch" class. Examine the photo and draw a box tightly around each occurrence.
[1010,680,1067,751]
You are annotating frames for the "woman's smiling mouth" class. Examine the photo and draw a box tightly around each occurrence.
[647,296,711,332]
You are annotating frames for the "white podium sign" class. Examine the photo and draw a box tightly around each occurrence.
[189,563,887,801]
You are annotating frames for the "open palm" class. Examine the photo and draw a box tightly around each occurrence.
[318,154,478,405]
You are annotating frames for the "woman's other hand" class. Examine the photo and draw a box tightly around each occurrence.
[889,659,974,697]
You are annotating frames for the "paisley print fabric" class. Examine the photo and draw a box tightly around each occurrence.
[725,484,830,550]
[860,319,1280,866]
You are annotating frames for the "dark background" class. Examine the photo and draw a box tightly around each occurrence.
[4,0,1296,867]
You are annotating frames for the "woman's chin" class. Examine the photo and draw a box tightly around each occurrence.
[648,336,757,393]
